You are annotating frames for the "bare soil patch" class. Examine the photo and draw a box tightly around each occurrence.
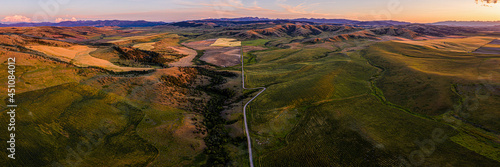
[168,46,198,67]
[201,47,241,67]
[182,39,217,50]
[183,38,242,67]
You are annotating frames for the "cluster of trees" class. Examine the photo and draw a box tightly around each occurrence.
[192,68,238,166]
[195,67,237,78]
[113,46,170,67]
[199,95,232,165]
[161,75,188,87]
[161,67,199,87]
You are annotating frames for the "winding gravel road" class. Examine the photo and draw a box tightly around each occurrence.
[241,50,265,167]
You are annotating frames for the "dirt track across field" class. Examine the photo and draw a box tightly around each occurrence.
[168,46,198,67]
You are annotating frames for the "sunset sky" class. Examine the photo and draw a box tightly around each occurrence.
[0,0,498,23]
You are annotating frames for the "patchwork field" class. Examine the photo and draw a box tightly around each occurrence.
[184,38,242,67]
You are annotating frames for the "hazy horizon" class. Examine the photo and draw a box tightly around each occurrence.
[2,16,500,25]
[0,0,499,24]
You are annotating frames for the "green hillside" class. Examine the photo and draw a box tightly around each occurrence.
[0,83,157,166]
[241,39,500,166]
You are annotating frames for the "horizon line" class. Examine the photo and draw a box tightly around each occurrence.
[1,17,500,25]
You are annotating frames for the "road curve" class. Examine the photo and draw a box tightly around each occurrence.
[241,49,265,167]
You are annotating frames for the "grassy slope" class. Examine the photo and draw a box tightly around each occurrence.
[363,42,463,116]
[364,41,500,129]
[136,104,205,166]
[242,39,270,47]
[0,83,157,166]
[363,41,500,163]
[242,39,500,166]
[0,50,104,106]
[395,36,495,53]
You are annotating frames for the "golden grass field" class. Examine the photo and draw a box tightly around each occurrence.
[28,45,154,72]
[210,38,242,47]
[108,33,167,43]
[394,36,495,52]
[483,44,500,48]
[132,42,156,50]
[27,45,89,61]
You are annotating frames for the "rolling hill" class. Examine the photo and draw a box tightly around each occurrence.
[236,24,420,42]
[241,37,500,166]
[0,26,122,42]
[0,20,166,27]
[0,83,157,166]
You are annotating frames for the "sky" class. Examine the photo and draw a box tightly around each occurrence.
[0,0,498,23]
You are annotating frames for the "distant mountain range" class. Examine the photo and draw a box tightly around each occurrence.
[200,17,273,22]
[200,18,500,27]
[199,17,411,26]
[1,17,499,28]
[293,18,411,26]
[431,21,500,27]
[0,20,166,27]
[0,17,412,28]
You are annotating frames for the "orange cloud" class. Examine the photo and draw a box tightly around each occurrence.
[55,17,78,23]
[278,3,325,15]
[476,0,498,3]
[1,15,32,23]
